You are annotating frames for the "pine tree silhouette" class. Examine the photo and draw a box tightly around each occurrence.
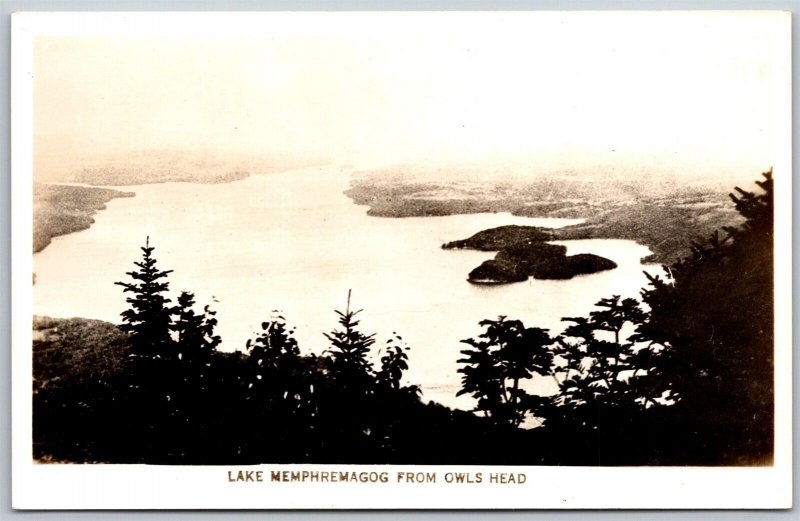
[115,237,175,358]
[324,290,376,378]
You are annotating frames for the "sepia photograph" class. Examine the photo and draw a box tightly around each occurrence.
[11,10,792,509]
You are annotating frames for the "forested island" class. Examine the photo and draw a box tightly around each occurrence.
[33,171,774,466]
[442,225,617,283]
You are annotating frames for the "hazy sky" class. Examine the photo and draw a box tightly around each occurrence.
[30,11,789,177]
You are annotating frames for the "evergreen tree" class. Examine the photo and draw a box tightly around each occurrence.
[316,293,383,461]
[114,237,175,358]
[323,290,376,381]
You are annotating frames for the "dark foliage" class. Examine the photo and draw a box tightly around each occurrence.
[442,225,553,251]
[458,317,554,427]
[173,291,221,363]
[534,170,774,464]
[544,296,653,435]
[323,290,376,383]
[632,169,774,464]
[445,227,616,283]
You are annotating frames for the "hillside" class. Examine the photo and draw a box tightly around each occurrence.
[33,316,130,393]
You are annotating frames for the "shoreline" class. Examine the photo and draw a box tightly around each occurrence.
[345,178,742,265]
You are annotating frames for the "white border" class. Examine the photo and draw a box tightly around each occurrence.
[10,11,793,510]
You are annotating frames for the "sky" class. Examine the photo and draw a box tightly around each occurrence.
[29,11,790,179]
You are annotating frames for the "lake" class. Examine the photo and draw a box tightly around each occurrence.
[33,166,659,409]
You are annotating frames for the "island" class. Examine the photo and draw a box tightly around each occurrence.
[442,225,554,251]
[442,225,618,284]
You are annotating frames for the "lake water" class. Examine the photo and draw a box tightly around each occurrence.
[33,166,659,409]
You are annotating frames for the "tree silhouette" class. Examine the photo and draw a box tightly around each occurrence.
[458,316,554,427]
[457,330,503,418]
[242,314,320,459]
[376,334,411,391]
[246,314,302,397]
[172,291,221,363]
[323,290,376,381]
[550,296,651,431]
[114,237,175,358]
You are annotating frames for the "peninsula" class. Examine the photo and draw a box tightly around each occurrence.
[33,183,134,253]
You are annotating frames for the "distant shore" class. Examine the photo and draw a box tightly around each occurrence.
[346,175,742,265]
[32,151,322,253]
[33,183,135,254]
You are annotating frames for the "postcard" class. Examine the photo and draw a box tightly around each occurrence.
[11,11,792,509]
